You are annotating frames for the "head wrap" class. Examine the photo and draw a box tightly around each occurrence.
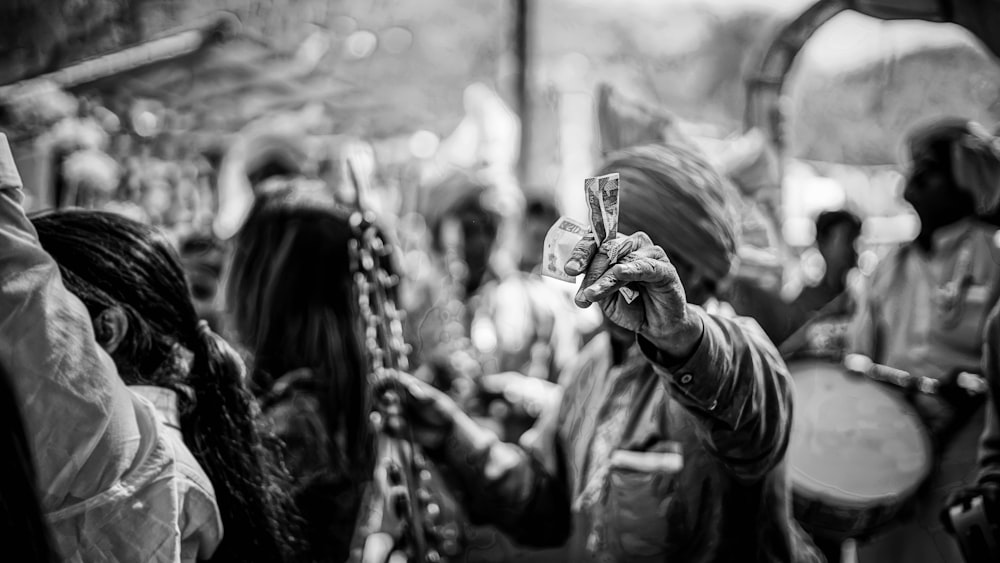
[596,144,740,282]
[907,118,1000,215]
[716,128,780,197]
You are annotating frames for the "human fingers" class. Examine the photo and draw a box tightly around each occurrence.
[564,231,598,276]
[605,232,657,265]
[582,252,676,303]
[361,532,396,563]
[574,244,610,308]
[381,372,456,433]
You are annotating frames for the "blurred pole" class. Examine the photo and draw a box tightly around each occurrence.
[513,0,531,187]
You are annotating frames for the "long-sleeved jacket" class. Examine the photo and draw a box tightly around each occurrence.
[440,303,823,562]
[0,135,222,562]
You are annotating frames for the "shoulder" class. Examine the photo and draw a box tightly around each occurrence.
[707,298,769,337]
[701,302,786,365]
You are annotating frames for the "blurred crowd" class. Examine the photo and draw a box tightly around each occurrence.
[3,71,1000,563]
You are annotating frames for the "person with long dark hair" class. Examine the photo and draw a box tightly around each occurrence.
[0,134,299,562]
[225,177,377,562]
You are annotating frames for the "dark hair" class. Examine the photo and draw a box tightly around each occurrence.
[31,210,300,563]
[0,364,56,562]
[226,179,378,561]
[815,210,862,245]
[226,179,375,476]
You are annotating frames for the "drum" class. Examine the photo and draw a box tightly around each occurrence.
[787,358,933,541]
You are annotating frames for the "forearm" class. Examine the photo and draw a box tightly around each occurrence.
[0,136,137,508]
[638,306,792,481]
[440,412,571,547]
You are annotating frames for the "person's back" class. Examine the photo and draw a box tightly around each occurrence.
[42,386,221,562]
[1,132,300,562]
[0,135,224,561]
[226,178,377,562]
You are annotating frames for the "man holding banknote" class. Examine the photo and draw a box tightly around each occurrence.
[368,143,822,563]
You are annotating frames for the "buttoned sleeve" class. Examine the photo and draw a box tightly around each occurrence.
[0,134,140,511]
[637,306,792,482]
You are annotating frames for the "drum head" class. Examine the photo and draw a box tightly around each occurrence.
[788,359,932,507]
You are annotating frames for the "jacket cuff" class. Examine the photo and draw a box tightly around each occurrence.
[637,306,728,415]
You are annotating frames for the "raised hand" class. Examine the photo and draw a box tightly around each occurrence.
[564,231,703,358]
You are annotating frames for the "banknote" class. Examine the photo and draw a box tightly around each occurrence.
[598,173,619,243]
[541,216,588,282]
[584,176,606,244]
[587,173,638,303]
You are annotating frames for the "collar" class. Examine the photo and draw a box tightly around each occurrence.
[129,385,182,431]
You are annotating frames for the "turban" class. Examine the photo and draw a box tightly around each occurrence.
[596,144,740,282]
[907,118,1000,215]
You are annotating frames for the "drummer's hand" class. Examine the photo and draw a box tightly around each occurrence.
[361,532,408,563]
[940,480,1000,533]
[565,231,703,358]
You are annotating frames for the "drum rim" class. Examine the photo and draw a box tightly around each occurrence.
[786,358,933,504]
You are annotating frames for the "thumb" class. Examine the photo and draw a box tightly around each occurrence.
[362,532,396,563]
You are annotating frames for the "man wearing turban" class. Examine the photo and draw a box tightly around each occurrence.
[368,144,823,562]
[847,118,1000,563]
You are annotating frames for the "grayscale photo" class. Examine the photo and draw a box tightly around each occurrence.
[2,1,999,562]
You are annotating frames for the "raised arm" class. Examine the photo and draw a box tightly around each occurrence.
[637,308,792,481]
[0,135,139,510]
[565,230,792,482]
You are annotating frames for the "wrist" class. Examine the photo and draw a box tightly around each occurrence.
[641,306,704,360]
